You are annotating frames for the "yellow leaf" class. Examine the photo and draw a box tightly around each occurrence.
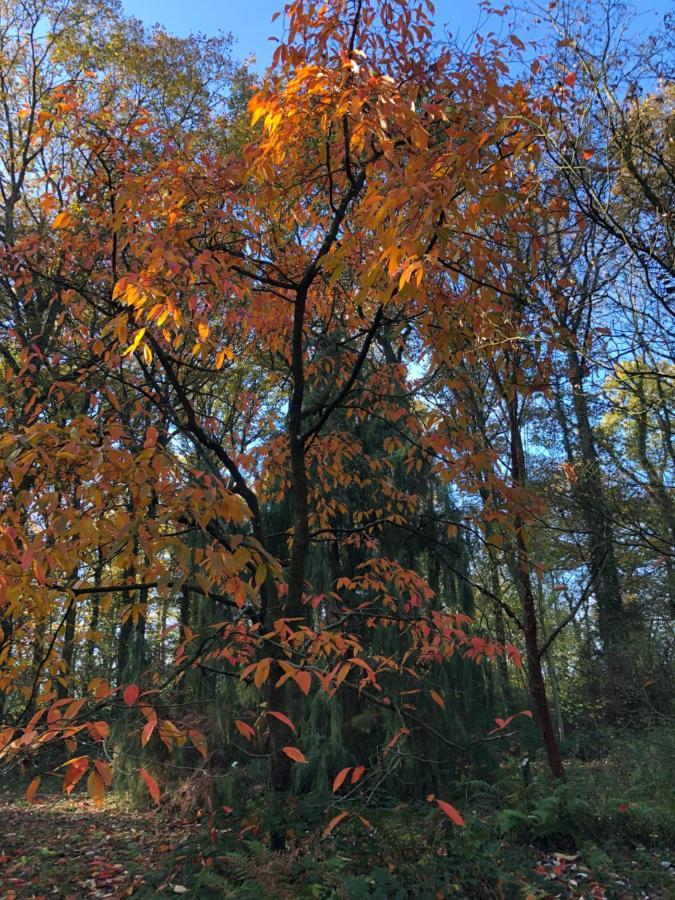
[250,103,266,127]
[122,328,146,357]
[87,769,105,807]
[254,563,267,590]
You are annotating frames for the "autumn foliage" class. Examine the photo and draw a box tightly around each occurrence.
[0,0,672,857]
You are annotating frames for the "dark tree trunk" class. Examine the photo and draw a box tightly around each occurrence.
[507,394,565,780]
[57,598,77,700]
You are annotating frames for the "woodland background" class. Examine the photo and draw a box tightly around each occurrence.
[0,0,672,896]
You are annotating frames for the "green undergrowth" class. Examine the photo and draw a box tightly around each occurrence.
[142,726,674,898]
[3,726,672,898]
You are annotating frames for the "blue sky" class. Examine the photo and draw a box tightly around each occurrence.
[121,0,670,70]
[120,0,487,67]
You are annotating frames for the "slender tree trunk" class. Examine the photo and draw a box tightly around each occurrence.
[633,373,675,614]
[267,285,311,846]
[489,552,512,703]
[566,349,623,650]
[84,552,103,683]
[57,597,77,700]
[507,393,565,779]
[0,613,14,722]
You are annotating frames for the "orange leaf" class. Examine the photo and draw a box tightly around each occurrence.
[282,746,307,764]
[189,729,208,759]
[139,767,160,804]
[143,426,158,449]
[94,681,111,700]
[94,760,113,786]
[123,684,140,706]
[322,811,349,837]
[254,657,271,690]
[64,698,86,720]
[266,710,296,733]
[88,721,109,741]
[53,210,73,229]
[432,797,465,826]
[234,719,255,741]
[430,690,445,709]
[294,670,312,695]
[384,728,410,755]
[332,767,352,792]
[26,776,41,803]
[351,765,366,784]
[63,756,89,794]
[141,717,156,747]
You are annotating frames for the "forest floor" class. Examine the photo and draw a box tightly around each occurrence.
[0,786,673,899]
[0,791,201,897]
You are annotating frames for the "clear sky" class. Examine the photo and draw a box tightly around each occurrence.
[120,0,670,70]
[119,0,487,67]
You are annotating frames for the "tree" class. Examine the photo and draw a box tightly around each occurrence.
[8,0,664,840]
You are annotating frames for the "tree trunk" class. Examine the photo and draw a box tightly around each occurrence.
[566,349,623,650]
[57,598,77,700]
[507,393,565,779]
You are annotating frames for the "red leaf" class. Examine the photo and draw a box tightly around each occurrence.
[141,717,156,747]
[332,767,352,792]
[564,72,576,88]
[140,767,160,803]
[88,721,109,741]
[123,684,140,707]
[282,745,307,763]
[266,710,296,733]
[384,728,410,755]
[234,719,255,741]
[63,756,89,794]
[351,765,366,784]
[432,797,465,826]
